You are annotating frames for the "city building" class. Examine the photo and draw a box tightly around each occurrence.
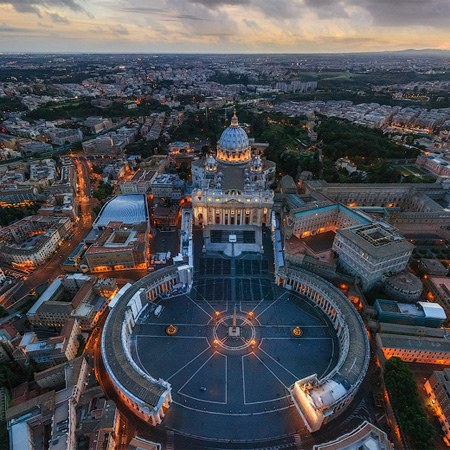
[382,271,423,301]
[374,299,446,328]
[29,158,57,184]
[84,194,150,272]
[7,357,90,450]
[47,127,83,146]
[75,389,119,450]
[168,141,194,168]
[82,135,122,157]
[192,113,275,254]
[85,221,149,273]
[416,152,450,179]
[150,173,183,200]
[7,391,56,450]
[332,222,414,290]
[47,357,89,450]
[303,180,450,240]
[120,169,157,194]
[279,175,297,194]
[128,437,161,450]
[425,276,450,322]
[152,204,179,230]
[420,258,449,277]
[0,183,37,204]
[61,243,87,273]
[284,197,372,240]
[12,319,80,370]
[83,117,112,134]
[313,421,393,450]
[335,157,358,175]
[0,215,73,268]
[283,269,369,433]
[27,275,117,330]
[376,332,450,365]
[92,194,149,230]
[425,368,450,446]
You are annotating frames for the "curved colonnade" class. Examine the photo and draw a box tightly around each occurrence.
[277,267,370,432]
[101,263,369,432]
[101,266,185,425]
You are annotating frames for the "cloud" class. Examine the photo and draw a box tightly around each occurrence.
[350,0,450,27]
[173,14,206,21]
[243,19,260,30]
[0,0,86,16]
[187,0,249,7]
[110,24,129,35]
[0,23,36,33]
[302,0,349,19]
[314,35,388,47]
[121,6,167,14]
[121,5,206,21]
[47,12,70,24]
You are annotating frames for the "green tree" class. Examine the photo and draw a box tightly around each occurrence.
[93,181,113,202]
[385,357,435,450]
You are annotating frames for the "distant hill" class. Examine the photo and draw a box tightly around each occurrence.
[381,49,450,56]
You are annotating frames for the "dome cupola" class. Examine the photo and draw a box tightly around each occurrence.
[216,112,251,164]
[205,153,217,173]
[250,154,263,172]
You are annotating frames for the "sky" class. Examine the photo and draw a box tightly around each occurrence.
[0,0,449,53]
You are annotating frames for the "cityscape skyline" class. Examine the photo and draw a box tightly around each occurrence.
[1,5,450,445]
[0,0,449,53]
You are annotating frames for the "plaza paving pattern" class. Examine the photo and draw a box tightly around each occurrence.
[130,254,340,442]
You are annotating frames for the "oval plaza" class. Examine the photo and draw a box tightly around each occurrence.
[101,115,370,442]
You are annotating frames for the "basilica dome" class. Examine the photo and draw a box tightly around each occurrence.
[217,113,251,164]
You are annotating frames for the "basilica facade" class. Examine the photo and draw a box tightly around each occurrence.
[192,113,275,254]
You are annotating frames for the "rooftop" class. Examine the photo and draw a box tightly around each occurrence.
[336,222,414,257]
[384,271,423,292]
[293,204,371,225]
[379,332,450,353]
[313,421,392,450]
[376,299,446,320]
[93,194,148,229]
[428,276,450,299]
[102,267,176,409]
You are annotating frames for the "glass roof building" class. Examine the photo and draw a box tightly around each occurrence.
[93,194,148,229]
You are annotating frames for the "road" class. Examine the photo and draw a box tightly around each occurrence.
[9,156,98,306]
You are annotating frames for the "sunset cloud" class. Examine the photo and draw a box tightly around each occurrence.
[0,0,448,52]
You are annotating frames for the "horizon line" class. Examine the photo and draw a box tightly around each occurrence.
[1,48,450,56]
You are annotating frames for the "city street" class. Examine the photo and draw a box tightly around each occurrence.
[9,156,98,306]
